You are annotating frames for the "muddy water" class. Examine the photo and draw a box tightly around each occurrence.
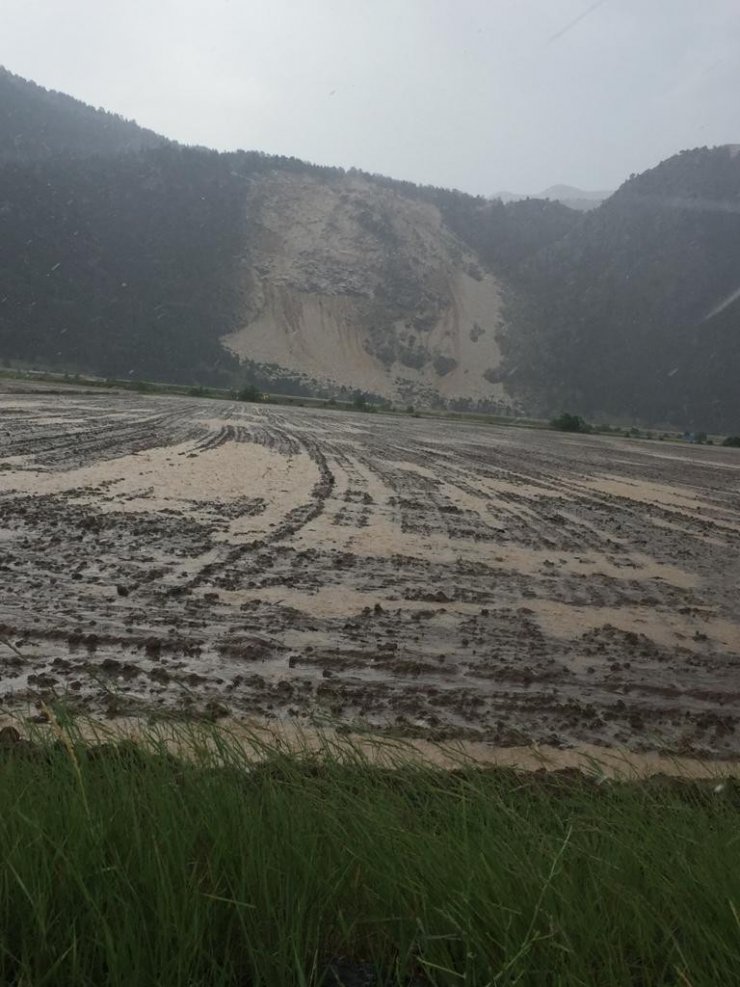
[0,389,738,758]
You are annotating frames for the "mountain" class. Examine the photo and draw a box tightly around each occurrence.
[0,67,166,161]
[499,145,740,430]
[537,185,612,211]
[493,185,612,211]
[0,68,574,408]
[0,145,247,383]
[1,67,739,429]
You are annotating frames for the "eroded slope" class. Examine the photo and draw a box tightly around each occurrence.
[224,172,512,407]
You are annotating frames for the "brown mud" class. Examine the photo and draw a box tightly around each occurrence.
[1,388,738,758]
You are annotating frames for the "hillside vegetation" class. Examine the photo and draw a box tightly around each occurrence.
[0,66,165,161]
[1,67,739,428]
[503,146,740,430]
[0,147,245,383]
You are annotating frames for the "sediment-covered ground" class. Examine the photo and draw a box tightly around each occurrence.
[0,387,738,756]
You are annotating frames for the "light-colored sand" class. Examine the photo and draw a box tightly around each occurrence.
[0,438,297,503]
[0,434,320,543]
[226,285,395,396]
[578,473,740,532]
[528,599,740,652]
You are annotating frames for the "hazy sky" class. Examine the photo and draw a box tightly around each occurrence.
[3,0,739,194]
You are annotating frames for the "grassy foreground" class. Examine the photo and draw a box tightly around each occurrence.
[0,723,737,987]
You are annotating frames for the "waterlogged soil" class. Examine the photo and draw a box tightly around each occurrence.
[0,389,738,757]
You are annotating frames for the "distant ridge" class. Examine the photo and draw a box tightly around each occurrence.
[492,184,612,211]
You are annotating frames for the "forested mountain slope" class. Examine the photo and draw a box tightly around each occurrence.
[0,147,246,382]
[1,67,739,428]
[0,67,165,161]
[501,145,740,429]
[0,69,573,406]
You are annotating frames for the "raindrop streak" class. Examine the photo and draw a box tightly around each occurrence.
[702,284,740,322]
[547,0,608,44]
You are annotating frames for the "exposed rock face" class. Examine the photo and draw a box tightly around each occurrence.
[223,172,512,407]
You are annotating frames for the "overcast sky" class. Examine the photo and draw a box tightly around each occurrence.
[3,0,739,194]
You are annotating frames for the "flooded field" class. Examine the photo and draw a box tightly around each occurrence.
[1,388,739,757]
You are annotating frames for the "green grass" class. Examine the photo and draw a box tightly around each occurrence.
[0,723,737,986]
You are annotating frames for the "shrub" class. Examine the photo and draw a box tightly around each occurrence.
[237,384,262,403]
[722,435,740,447]
[550,412,592,433]
[432,354,458,376]
[130,379,154,393]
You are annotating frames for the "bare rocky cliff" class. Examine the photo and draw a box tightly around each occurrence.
[223,171,513,408]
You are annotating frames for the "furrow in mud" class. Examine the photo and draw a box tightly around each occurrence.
[0,387,738,757]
